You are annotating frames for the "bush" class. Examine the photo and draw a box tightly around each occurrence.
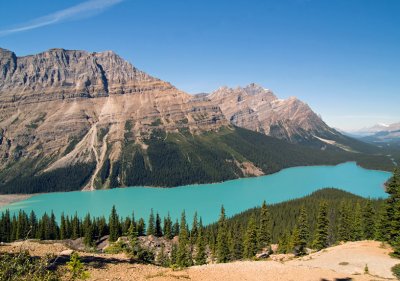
[0,251,59,281]
[67,252,90,280]
[104,240,126,254]
[392,264,400,280]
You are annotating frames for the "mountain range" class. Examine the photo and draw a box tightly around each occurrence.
[0,48,394,194]
[348,122,400,143]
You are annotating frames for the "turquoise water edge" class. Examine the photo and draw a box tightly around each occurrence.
[0,162,391,225]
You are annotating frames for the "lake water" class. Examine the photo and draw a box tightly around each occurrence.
[1,162,391,225]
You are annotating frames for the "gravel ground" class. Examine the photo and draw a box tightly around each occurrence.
[1,240,398,281]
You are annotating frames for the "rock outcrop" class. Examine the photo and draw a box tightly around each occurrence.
[208,83,338,144]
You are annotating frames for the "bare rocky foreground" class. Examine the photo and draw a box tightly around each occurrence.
[1,240,398,281]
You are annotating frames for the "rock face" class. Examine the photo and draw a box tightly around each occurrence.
[0,48,380,194]
[208,83,338,144]
[0,48,227,192]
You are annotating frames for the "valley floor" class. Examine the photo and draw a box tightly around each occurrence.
[1,240,398,281]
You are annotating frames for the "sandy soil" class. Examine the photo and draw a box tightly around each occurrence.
[0,194,34,207]
[0,240,398,281]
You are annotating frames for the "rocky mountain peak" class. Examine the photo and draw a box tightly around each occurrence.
[208,83,334,143]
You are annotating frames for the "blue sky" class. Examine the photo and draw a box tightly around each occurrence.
[0,0,399,131]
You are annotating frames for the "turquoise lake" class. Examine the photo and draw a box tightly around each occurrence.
[1,162,391,225]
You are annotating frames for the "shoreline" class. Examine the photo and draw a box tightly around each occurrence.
[0,194,36,208]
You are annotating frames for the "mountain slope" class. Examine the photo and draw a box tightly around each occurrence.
[0,48,393,194]
[207,83,380,154]
[0,48,227,192]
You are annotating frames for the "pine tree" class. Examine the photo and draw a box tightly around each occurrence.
[172,219,180,237]
[28,210,37,239]
[137,218,145,236]
[338,201,352,242]
[375,205,388,241]
[163,213,173,239]
[195,218,207,265]
[109,205,119,242]
[231,222,243,260]
[97,216,107,240]
[49,212,58,240]
[258,200,272,250]
[177,211,191,267]
[155,213,163,237]
[190,212,199,245]
[60,213,67,240]
[352,202,363,241]
[122,217,131,235]
[170,243,178,265]
[293,206,309,256]
[312,201,329,250]
[128,221,140,258]
[243,215,258,259]
[216,206,230,263]
[71,213,80,240]
[157,243,169,267]
[83,214,94,247]
[383,168,400,256]
[278,231,289,254]
[147,209,155,236]
[362,200,376,239]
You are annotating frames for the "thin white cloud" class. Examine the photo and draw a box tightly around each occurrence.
[0,0,124,37]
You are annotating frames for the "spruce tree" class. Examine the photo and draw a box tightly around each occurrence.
[231,222,243,260]
[362,200,376,239]
[190,212,199,245]
[258,200,272,250]
[155,213,163,237]
[177,211,191,267]
[163,213,173,239]
[109,205,119,242]
[28,211,37,239]
[352,202,363,241]
[383,168,400,256]
[60,213,67,240]
[71,213,80,240]
[128,221,139,258]
[338,201,352,241]
[147,209,155,236]
[312,201,329,250]
[278,231,289,254]
[243,215,258,259]
[49,212,58,240]
[172,219,180,237]
[83,214,94,247]
[293,206,309,256]
[216,206,230,263]
[195,218,207,265]
[137,218,145,236]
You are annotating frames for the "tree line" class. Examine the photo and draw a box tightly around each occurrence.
[0,170,399,266]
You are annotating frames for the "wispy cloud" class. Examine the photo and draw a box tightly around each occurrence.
[0,0,124,37]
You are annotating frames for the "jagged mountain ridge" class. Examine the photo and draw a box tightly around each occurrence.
[207,83,377,153]
[0,47,227,191]
[0,48,392,194]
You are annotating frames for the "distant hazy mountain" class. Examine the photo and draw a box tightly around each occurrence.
[351,122,400,143]
[0,48,393,194]
[350,123,400,136]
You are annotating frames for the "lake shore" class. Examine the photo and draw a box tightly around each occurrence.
[0,194,36,208]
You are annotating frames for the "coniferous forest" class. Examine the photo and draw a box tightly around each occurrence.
[1,168,399,268]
